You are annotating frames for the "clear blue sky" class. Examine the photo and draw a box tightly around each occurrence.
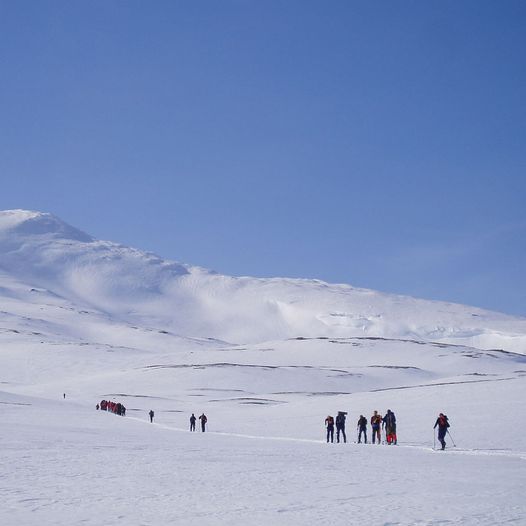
[1,1,525,315]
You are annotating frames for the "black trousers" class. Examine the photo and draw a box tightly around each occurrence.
[438,428,447,449]
[358,428,367,443]
[336,426,346,443]
[326,426,334,443]
[190,422,195,431]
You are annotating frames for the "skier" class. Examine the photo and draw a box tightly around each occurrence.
[434,413,450,450]
[149,409,154,423]
[190,413,196,432]
[199,413,207,432]
[325,415,335,443]
[383,409,397,445]
[371,410,382,444]
[357,415,368,443]
[335,411,347,443]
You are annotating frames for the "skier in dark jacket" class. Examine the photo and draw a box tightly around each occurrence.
[199,413,207,432]
[357,415,368,443]
[325,415,335,443]
[190,413,196,432]
[434,413,450,450]
[149,410,154,423]
[383,410,397,444]
[335,412,347,443]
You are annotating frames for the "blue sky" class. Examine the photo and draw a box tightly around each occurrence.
[1,1,525,315]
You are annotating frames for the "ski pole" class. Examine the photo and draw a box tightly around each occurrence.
[433,430,436,450]
[446,429,456,447]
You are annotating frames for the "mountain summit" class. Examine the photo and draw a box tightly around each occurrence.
[0,209,525,351]
[0,209,93,243]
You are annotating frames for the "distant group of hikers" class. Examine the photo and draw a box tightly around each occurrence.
[95,398,451,450]
[325,410,451,449]
[97,399,126,416]
[325,410,397,445]
[96,402,208,432]
[150,410,207,431]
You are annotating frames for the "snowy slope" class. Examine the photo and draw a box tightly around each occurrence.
[2,389,525,526]
[1,209,525,351]
[1,209,526,525]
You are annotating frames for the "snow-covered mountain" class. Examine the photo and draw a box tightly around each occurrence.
[1,209,525,352]
[2,209,526,525]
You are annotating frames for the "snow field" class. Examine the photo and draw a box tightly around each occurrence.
[2,389,525,526]
[1,210,526,524]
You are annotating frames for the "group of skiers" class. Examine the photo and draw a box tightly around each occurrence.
[325,409,397,445]
[190,413,208,432]
[148,410,208,432]
[97,402,209,432]
[97,399,126,416]
[95,398,451,450]
[325,410,452,449]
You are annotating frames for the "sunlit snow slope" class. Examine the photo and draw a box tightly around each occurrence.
[1,209,525,351]
[2,209,526,525]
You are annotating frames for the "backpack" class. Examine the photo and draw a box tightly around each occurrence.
[439,415,449,428]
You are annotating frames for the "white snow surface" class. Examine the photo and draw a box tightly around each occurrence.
[1,209,525,351]
[1,209,525,525]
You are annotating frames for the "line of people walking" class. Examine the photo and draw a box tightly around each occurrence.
[325,409,397,444]
[147,410,208,432]
[97,399,126,416]
[96,402,452,451]
[325,410,453,450]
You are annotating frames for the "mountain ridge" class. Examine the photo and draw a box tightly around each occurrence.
[0,209,525,352]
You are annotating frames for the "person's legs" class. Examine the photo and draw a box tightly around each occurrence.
[439,429,446,449]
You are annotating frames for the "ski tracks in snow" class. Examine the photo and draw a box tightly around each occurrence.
[126,416,526,461]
